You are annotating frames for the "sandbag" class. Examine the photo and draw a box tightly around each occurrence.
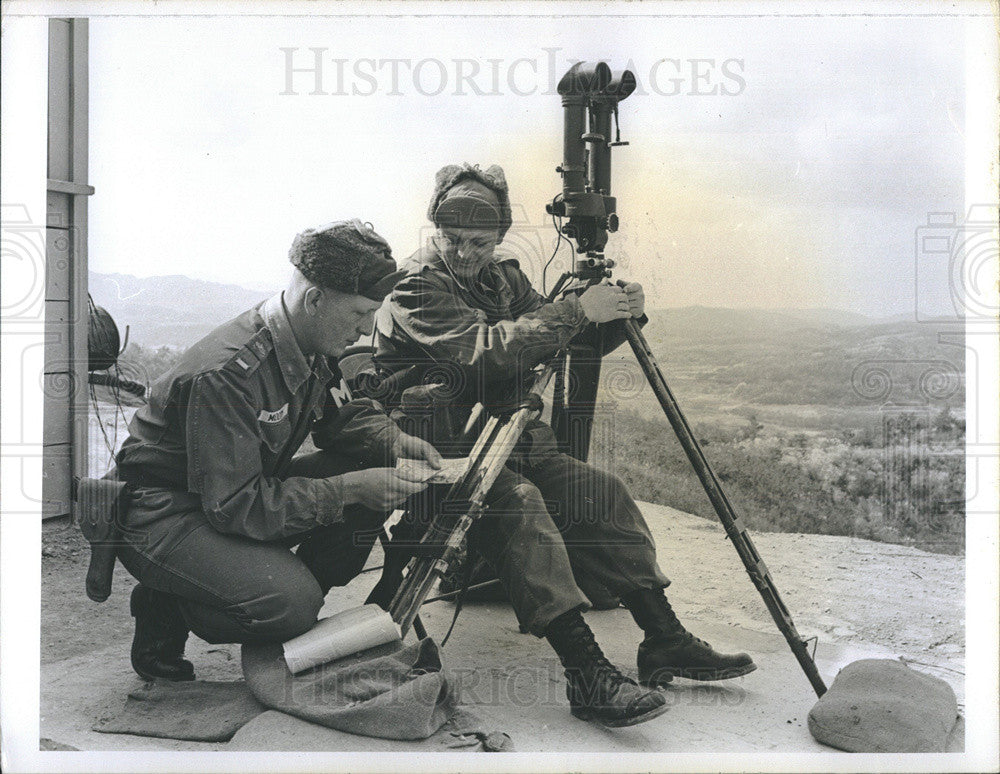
[241,637,458,741]
[808,658,959,753]
[94,680,264,742]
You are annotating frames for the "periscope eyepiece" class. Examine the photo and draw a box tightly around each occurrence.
[546,61,634,269]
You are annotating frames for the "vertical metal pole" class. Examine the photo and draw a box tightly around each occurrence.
[622,318,827,697]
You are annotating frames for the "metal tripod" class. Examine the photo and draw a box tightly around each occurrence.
[546,58,827,697]
[543,259,828,698]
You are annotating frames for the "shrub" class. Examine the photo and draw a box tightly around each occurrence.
[590,408,964,555]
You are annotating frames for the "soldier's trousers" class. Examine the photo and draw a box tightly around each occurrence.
[117,452,385,645]
[408,450,670,637]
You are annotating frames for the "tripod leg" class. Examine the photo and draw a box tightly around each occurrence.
[551,351,566,440]
[622,318,827,697]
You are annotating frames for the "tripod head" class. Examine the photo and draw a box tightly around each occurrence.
[546,61,636,285]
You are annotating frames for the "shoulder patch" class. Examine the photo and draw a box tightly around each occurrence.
[223,329,273,378]
[327,376,354,408]
[258,403,289,423]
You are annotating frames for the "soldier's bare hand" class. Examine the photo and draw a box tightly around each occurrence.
[578,283,631,324]
[392,433,443,469]
[341,468,428,511]
[621,282,645,318]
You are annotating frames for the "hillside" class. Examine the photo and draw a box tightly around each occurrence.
[87,273,967,554]
[638,306,965,408]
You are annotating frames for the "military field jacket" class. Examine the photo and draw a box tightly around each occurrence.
[374,244,644,452]
[117,293,401,542]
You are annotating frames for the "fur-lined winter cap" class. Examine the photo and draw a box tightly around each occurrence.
[288,219,405,300]
[428,164,513,243]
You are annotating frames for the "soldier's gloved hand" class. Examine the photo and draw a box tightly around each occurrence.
[392,432,443,469]
[621,281,645,318]
[341,467,429,511]
[578,283,632,324]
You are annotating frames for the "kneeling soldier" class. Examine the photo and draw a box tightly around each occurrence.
[114,219,441,680]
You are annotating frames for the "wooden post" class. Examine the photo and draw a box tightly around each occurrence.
[43,18,93,520]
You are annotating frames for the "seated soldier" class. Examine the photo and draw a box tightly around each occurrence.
[373,164,756,728]
[115,219,441,681]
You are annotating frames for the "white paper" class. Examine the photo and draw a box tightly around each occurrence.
[282,604,401,674]
[395,456,470,485]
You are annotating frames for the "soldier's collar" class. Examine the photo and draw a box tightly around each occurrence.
[262,293,313,393]
[426,243,509,292]
[426,244,513,312]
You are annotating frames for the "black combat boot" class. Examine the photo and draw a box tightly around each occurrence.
[545,609,668,728]
[623,587,756,686]
[130,585,195,682]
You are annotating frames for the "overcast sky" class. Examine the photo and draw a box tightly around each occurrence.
[86,8,968,317]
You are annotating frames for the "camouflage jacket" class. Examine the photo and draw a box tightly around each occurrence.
[374,244,642,454]
[117,293,401,541]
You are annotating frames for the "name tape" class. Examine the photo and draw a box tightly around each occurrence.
[258,403,289,424]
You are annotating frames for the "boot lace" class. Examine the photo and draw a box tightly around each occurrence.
[571,621,634,690]
[652,596,695,646]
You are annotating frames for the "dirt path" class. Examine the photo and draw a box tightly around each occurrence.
[39,503,965,753]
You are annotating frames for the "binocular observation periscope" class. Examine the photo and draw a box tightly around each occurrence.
[547,61,637,276]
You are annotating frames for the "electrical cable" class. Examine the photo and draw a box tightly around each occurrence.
[111,363,136,452]
[439,548,475,647]
[542,194,574,296]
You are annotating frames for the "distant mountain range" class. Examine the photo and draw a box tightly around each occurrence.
[88,272,964,409]
[89,272,274,348]
[88,271,909,349]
